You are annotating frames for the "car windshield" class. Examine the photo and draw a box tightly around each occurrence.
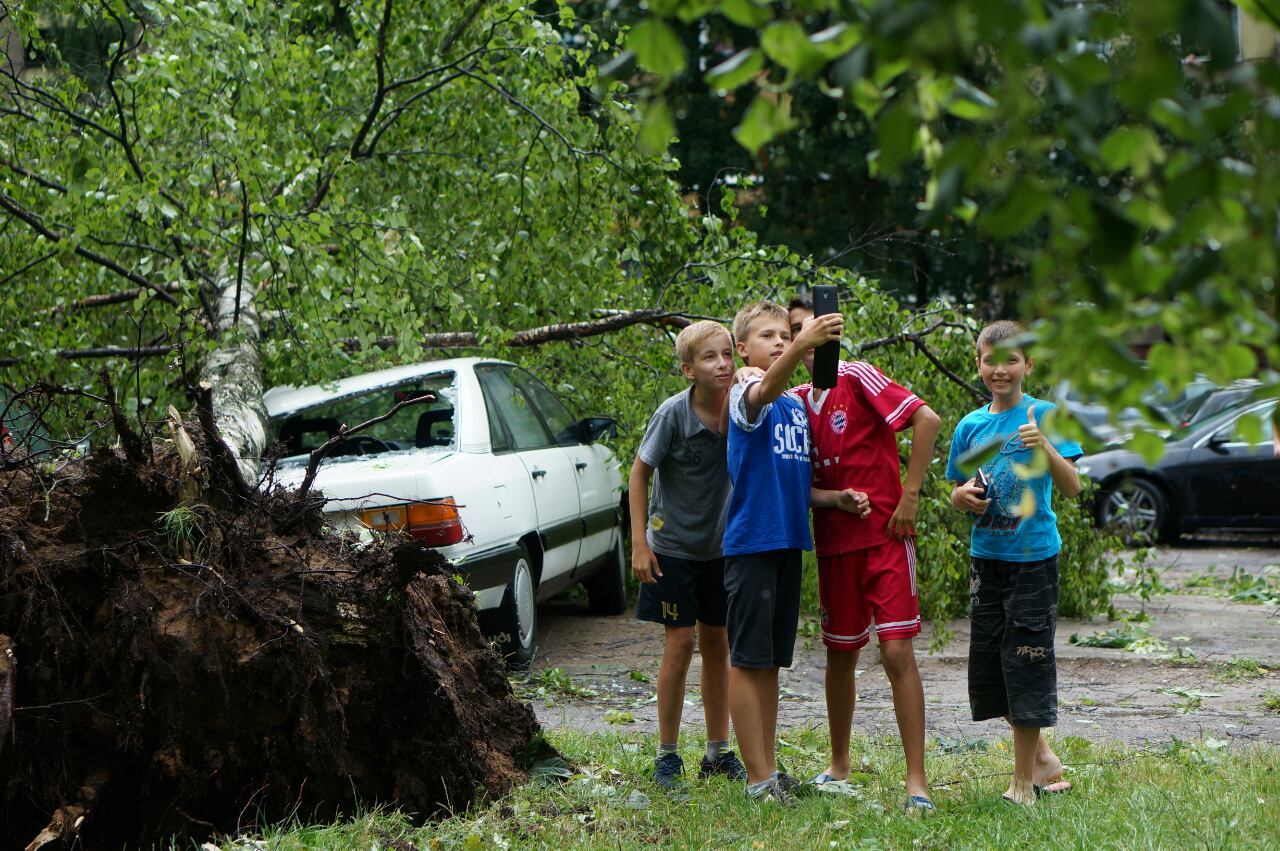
[270,373,457,462]
[1173,397,1275,443]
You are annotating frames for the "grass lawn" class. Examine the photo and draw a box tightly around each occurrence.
[220,728,1279,850]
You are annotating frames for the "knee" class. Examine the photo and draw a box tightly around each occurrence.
[697,626,729,660]
[879,641,918,679]
[665,627,696,661]
[826,647,860,672]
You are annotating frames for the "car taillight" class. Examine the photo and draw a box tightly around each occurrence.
[361,499,464,546]
[406,498,464,545]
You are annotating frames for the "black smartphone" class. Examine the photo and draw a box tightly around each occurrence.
[811,284,839,389]
[976,467,994,502]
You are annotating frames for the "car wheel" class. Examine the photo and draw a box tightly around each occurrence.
[1099,478,1172,544]
[585,530,628,616]
[497,544,538,670]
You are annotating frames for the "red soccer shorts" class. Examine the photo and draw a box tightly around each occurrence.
[818,538,920,651]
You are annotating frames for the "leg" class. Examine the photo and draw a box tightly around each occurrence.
[880,638,929,800]
[697,623,731,742]
[729,665,779,784]
[656,626,695,746]
[761,666,780,762]
[1005,723,1041,805]
[1004,719,1064,785]
[1001,555,1063,803]
[823,646,860,779]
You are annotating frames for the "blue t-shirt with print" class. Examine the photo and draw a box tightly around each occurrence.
[723,379,813,557]
[945,395,1083,562]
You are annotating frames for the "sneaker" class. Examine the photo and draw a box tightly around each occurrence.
[699,750,747,781]
[746,776,794,806]
[775,771,814,798]
[653,751,685,790]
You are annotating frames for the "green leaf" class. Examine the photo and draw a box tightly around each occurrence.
[637,97,676,152]
[732,94,796,152]
[810,23,862,59]
[705,48,763,90]
[760,20,828,76]
[720,0,772,28]
[945,78,996,121]
[627,18,686,78]
[954,436,1004,477]
[1126,430,1166,466]
[1099,127,1165,178]
[871,98,919,175]
[1219,344,1257,380]
[977,180,1049,236]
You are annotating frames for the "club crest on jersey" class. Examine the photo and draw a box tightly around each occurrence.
[790,407,808,427]
[829,408,848,434]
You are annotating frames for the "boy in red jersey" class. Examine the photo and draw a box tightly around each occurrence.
[788,294,942,813]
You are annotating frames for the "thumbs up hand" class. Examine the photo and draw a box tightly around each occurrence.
[1017,403,1044,450]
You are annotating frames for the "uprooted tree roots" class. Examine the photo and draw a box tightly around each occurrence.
[0,417,545,847]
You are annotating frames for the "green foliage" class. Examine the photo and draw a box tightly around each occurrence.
[1,2,1115,626]
[1181,565,1280,606]
[156,504,206,559]
[617,0,1280,433]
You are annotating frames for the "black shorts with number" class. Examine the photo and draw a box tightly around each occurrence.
[635,552,728,628]
[724,549,803,669]
[968,554,1060,728]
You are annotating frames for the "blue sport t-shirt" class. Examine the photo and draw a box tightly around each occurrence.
[945,395,1083,563]
[723,379,813,557]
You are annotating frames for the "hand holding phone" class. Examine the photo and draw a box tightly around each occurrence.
[812,284,840,389]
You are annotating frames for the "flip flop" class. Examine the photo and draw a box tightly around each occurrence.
[904,794,936,815]
[809,772,859,796]
[1034,779,1072,796]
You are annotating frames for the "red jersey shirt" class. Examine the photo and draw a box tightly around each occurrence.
[794,361,925,556]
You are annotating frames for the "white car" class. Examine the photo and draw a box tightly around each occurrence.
[265,357,628,666]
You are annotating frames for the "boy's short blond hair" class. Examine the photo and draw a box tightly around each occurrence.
[976,320,1026,356]
[732,301,789,345]
[675,320,732,364]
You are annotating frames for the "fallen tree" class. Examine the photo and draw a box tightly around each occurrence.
[0,398,545,848]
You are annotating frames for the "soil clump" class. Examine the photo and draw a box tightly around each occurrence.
[0,431,541,847]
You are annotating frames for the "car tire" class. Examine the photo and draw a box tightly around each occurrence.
[1098,478,1173,544]
[496,544,538,670]
[585,530,628,616]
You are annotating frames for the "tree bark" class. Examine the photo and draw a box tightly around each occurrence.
[198,274,267,485]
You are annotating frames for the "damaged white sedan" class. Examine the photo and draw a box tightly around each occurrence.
[265,357,627,667]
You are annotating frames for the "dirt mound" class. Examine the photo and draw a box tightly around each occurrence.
[0,437,541,847]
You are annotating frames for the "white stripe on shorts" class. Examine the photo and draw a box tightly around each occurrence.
[904,537,917,598]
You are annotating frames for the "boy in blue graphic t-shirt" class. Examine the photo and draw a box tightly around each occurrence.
[945,320,1083,807]
[723,300,842,804]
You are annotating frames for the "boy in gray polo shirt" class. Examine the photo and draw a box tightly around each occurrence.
[629,320,745,789]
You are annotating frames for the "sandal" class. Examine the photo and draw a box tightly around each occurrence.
[809,772,859,797]
[904,794,936,815]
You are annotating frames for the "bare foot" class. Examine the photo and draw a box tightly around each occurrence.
[1003,778,1037,806]
[1033,749,1064,786]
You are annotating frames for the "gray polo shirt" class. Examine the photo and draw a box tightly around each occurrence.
[637,387,730,561]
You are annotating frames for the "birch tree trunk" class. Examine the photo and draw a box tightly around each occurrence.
[198,275,267,486]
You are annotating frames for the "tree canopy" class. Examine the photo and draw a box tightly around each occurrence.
[615,0,1279,444]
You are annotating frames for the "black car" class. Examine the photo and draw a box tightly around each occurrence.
[1078,397,1279,543]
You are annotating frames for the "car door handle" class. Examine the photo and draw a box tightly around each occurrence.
[531,468,547,479]
[575,462,588,471]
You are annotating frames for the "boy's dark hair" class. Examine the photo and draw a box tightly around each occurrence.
[788,294,813,312]
[976,320,1026,356]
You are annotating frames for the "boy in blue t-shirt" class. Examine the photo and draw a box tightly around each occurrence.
[724,300,842,804]
[945,320,1083,806]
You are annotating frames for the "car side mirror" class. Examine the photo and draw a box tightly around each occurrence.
[580,416,618,443]
[1207,427,1232,451]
